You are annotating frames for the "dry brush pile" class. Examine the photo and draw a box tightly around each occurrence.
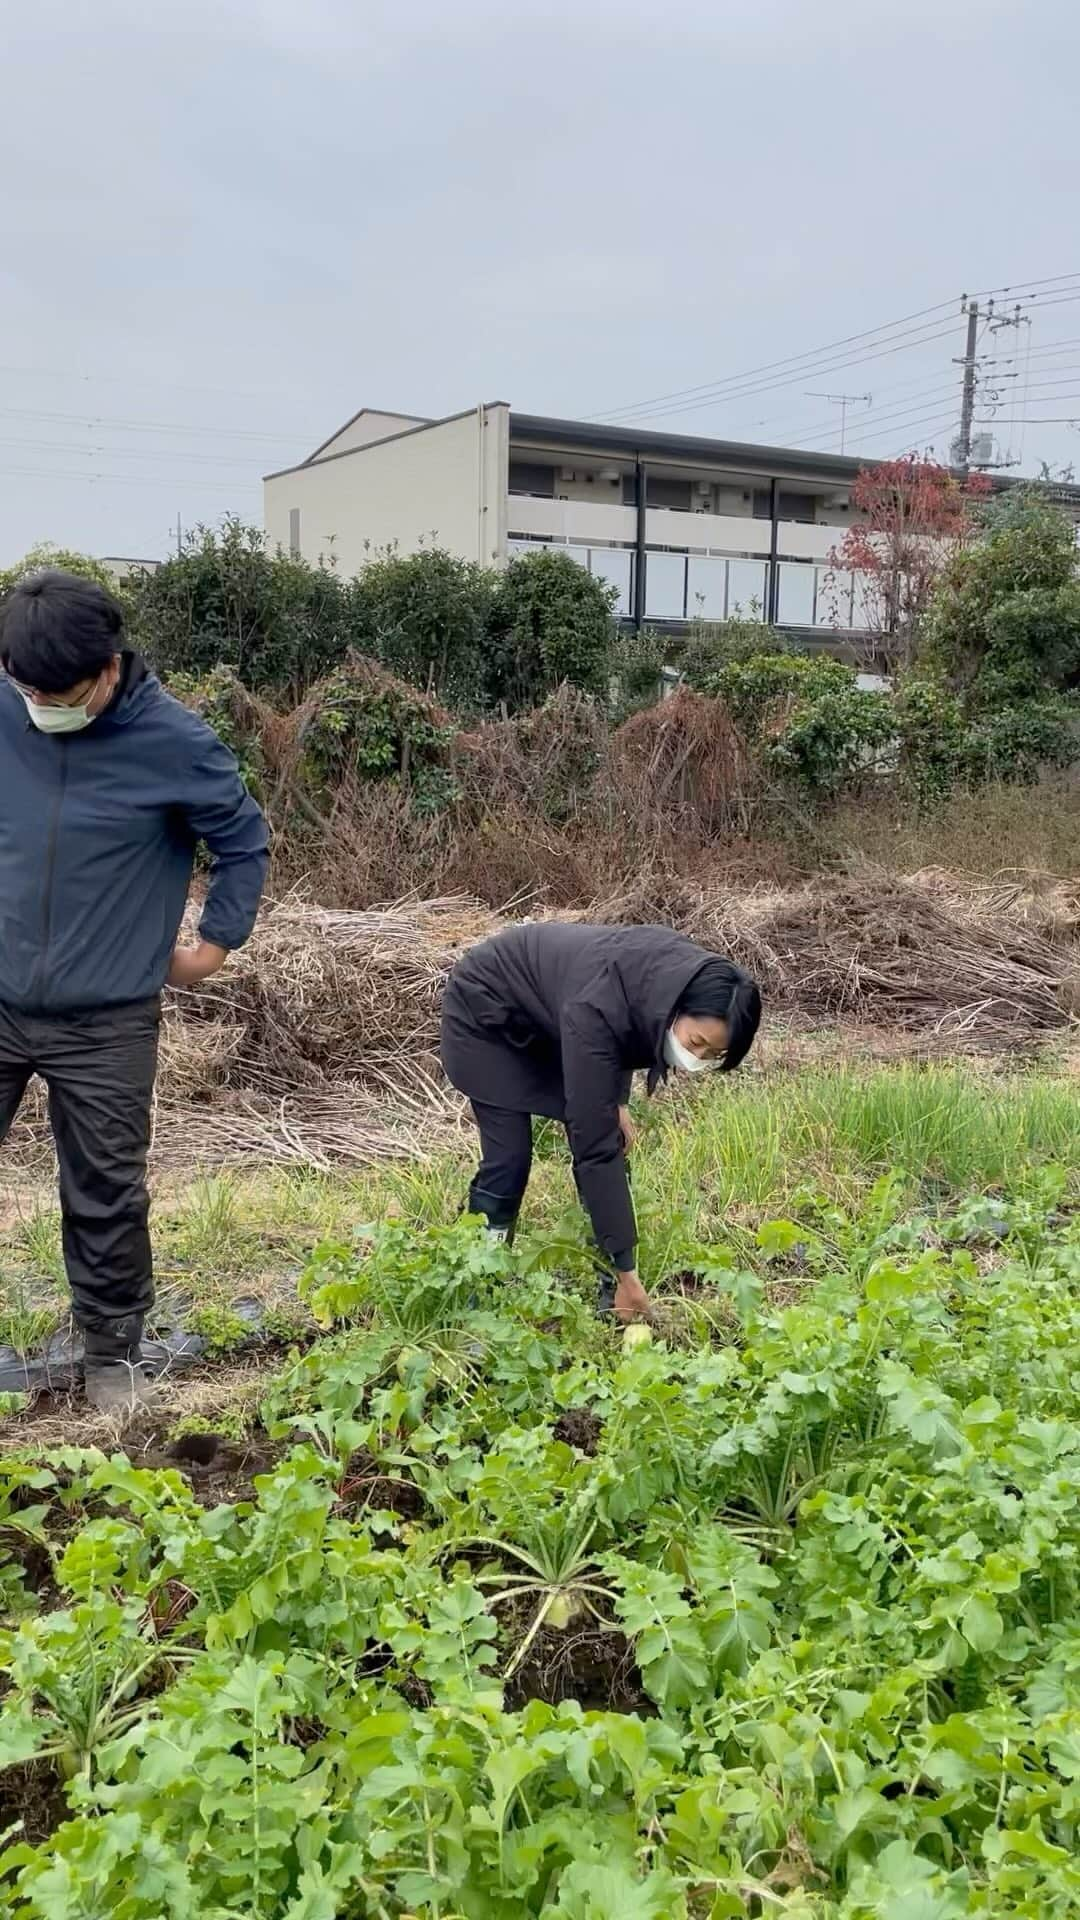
[7,873,1078,1177]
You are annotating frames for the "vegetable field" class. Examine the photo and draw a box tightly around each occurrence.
[5,1075,1080,1914]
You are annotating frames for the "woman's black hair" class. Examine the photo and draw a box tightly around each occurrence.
[675,958,762,1071]
[0,570,124,695]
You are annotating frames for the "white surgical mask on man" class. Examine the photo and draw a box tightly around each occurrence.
[21,676,104,735]
[663,1026,714,1074]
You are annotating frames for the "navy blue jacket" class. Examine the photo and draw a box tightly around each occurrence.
[0,653,269,1013]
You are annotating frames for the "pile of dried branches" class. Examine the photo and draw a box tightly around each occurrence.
[169,893,500,1093]
[8,874,1079,1180]
[687,872,1077,1051]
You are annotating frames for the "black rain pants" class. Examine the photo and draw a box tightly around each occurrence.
[0,997,160,1356]
[467,1100,634,1269]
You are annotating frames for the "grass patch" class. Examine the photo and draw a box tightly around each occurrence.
[3,1063,1079,1335]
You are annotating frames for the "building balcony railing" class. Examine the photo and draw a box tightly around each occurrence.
[506,492,847,565]
[507,533,876,635]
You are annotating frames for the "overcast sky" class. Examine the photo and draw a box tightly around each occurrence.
[1,0,1078,564]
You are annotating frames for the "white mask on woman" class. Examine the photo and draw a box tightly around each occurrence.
[663,1026,713,1074]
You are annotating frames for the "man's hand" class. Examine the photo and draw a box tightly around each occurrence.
[613,1270,652,1324]
[618,1105,636,1154]
[167,940,229,989]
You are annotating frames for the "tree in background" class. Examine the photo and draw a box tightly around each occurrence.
[484,549,618,711]
[679,614,790,692]
[352,545,497,714]
[826,457,990,671]
[132,519,360,697]
[0,544,121,600]
[715,651,893,799]
[135,531,620,719]
[918,488,1080,783]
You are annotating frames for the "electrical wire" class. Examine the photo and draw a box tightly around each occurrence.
[1017,321,1034,466]
[977,415,1080,426]
[0,464,258,494]
[894,417,962,457]
[594,275,1080,426]
[0,365,312,413]
[0,436,270,470]
[784,382,963,449]
[0,404,303,444]
[591,300,964,422]
[603,322,966,430]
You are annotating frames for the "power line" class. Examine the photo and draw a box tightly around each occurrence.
[980,270,1080,297]
[591,298,963,422]
[0,463,255,494]
[679,362,965,447]
[605,321,965,430]
[976,413,1080,425]
[0,362,311,411]
[895,417,961,457]
[0,404,303,444]
[0,436,270,470]
[833,403,968,455]
[787,379,962,445]
[594,273,1080,427]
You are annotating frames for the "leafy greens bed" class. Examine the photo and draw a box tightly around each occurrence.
[5,1180,1080,1917]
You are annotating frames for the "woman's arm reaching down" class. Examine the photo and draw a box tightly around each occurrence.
[560,1005,652,1323]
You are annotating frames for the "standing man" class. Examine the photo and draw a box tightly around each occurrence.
[0,570,269,1412]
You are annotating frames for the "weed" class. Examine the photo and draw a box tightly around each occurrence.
[15,1211,65,1286]
[187,1303,252,1356]
[165,1408,250,1446]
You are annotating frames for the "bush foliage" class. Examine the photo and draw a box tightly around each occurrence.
[5,489,1079,823]
[133,528,620,717]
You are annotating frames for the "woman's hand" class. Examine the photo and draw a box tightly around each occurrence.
[613,1270,652,1324]
[618,1105,636,1154]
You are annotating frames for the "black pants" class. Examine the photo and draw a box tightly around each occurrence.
[468,1102,533,1231]
[0,998,160,1351]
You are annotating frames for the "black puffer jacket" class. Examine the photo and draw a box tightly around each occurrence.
[441,922,719,1267]
[0,652,268,1013]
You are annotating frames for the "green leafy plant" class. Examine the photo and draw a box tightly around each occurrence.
[9,1180,1080,1913]
[486,548,619,710]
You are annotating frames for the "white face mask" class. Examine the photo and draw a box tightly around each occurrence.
[21,676,103,735]
[663,1026,714,1074]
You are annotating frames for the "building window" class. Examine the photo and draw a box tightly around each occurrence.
[589,547,632,618]
[727,559,768,616]
[645,551,688,619]
[288,508,300,557]
[752,488,818,522]
[686,555,728,619]
[646,475,693,512]
[508,460,555,497]
[777,560,816,626]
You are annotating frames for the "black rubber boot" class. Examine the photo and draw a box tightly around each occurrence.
[596,1274,617,1318]
[82,1318,157,1418]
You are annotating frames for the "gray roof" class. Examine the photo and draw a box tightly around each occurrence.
[509,411,1080,500]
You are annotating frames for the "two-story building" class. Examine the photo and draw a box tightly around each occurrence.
[264,401,1080,652]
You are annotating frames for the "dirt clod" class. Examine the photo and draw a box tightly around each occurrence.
[337,1450,426,1520]
[0,1758,69,1847]
[552,1407,603,1454]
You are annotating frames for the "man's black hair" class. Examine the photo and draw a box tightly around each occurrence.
[0,570,125,695]
[675,958,762,1071]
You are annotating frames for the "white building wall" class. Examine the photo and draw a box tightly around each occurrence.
[264,405,510,575]
[310,409,430,460]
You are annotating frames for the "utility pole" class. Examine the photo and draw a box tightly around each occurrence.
[955,295,1029,472]
[955,297,982,472]
[805,390,873,453]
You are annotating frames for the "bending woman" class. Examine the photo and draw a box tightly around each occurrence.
[440,922,761,1323]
